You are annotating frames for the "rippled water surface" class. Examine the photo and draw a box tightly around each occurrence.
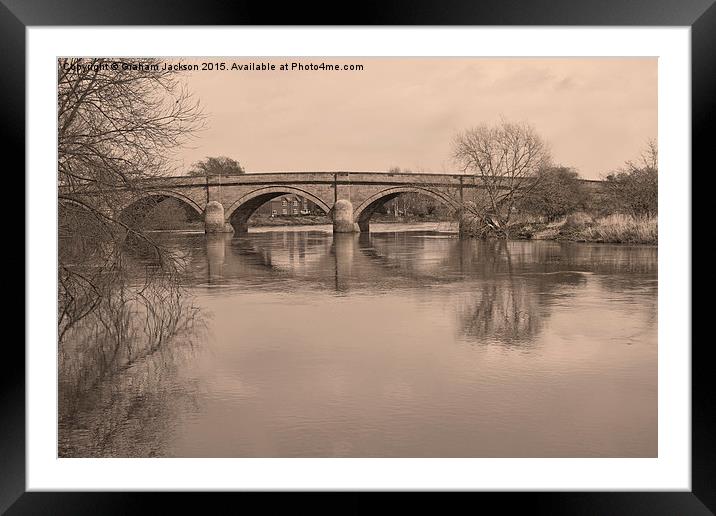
[65,223,658,457]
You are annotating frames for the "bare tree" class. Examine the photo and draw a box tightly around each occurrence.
[58,58,204,191]
[57,58,205,414]
[58,57,204,252]
[452,120,551,237]
[631,137,658,173]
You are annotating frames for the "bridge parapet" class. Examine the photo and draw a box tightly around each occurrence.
[60,171,602,191]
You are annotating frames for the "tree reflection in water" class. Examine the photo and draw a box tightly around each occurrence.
[58,234,208,457]
[458,273,584,346]
[453,240,655,347]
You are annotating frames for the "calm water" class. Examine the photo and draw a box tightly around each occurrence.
[64,223,658,457]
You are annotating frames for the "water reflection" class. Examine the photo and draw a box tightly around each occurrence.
[59,343,203,457]
[191,230,656,350]
[65,225,657,457]
[193,229,657,352]
[57,270,209,458]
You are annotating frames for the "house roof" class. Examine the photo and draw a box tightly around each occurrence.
[272,195,306,202]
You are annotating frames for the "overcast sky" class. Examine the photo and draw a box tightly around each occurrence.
[177,57,656,180]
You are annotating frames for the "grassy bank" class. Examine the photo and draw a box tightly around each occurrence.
[522,213,657,244]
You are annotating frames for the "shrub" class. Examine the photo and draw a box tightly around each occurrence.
[563,211,594,228]
[519,166,586,221]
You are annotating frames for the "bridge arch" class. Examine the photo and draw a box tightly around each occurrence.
[225,186,333,233]
[353,186,460,232]
[117,189,205,220]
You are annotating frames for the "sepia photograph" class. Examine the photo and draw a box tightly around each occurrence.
[57,56,658,459]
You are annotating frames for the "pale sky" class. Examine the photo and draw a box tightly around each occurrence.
[176,57,657,180]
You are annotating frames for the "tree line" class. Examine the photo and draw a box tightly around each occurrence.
[449,120,657,238]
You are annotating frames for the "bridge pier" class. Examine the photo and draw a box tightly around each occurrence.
[232,220,248,234]
[204,201,234,233]
[357,219,370,233]
[332,199,360,233]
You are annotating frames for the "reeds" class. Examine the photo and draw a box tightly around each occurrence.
[576,214,657,244]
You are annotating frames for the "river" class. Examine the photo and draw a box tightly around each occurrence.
[60,222,657,457]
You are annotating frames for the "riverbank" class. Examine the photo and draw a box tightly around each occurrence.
[248,215,331,227]
[513,213,657,245]
[247,214,452,227]
[146,213,656,245]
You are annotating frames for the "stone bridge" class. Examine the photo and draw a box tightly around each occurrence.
[63,171,605,234]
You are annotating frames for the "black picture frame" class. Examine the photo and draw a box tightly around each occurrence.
[4,1,709,513]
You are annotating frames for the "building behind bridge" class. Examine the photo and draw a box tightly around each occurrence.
[253,194,324,217]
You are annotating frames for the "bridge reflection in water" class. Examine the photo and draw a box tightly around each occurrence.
[199,227,656,347]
